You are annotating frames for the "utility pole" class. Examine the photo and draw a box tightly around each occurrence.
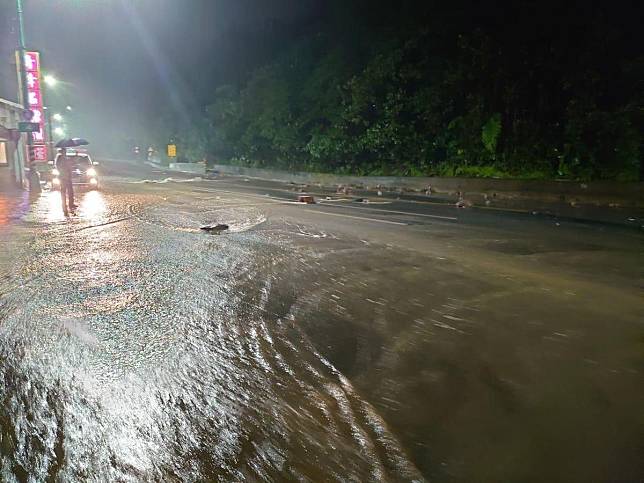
[15,0,40,192]
[44,107,53,160]
[15,0,27,109]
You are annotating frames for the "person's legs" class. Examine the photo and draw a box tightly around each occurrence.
[60,182,69,214]
[67,180,75,208]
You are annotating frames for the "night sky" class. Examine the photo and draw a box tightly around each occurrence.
[1,0,640,159]
[0,0,322,147]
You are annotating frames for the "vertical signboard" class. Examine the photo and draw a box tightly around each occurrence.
[23,51,47,161]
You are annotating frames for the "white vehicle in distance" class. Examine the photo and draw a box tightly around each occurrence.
[52,150,100,190]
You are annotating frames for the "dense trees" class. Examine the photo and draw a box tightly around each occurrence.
[157,0,642,180]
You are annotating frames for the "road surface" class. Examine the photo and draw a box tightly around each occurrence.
[0,159,642,482]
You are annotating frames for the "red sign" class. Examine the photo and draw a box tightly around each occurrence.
[24,51,47,161]
[32,145,47,161]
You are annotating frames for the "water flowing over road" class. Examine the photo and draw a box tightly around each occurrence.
[0,161,642,481]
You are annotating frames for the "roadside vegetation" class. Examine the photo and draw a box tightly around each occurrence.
[155,1,642,181]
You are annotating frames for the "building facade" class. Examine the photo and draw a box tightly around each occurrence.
[0,97,27,189]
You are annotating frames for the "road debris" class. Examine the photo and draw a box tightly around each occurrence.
[297,195,316,204]
[200,223,229,234]
[455,200,472,208]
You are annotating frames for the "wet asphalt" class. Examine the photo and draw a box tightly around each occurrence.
[0,159,642,482]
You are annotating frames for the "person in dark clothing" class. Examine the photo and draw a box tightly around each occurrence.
[55,148,76,215]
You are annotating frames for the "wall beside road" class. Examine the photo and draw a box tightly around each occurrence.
[0,97,27,188]
[168,162,206,175]
[211,164,644,217]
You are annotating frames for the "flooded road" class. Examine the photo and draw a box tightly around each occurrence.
[0,162,643,481]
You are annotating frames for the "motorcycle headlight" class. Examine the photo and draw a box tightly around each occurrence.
[87,168,97,177]
[52,178,60,185]
[52,168,60,176]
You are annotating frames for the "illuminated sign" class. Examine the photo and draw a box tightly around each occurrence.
[30,145,47,162]
[167,144,177,157]
[24,51,47,161]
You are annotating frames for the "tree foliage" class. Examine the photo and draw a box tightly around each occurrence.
[156,0,643,180]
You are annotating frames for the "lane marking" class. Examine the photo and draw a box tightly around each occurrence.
[302,208,408,226]
[320,201,458,221]
[163,184,448,224]
[197,182,458,220]
[199,201,294,209]
[191,188,297,205]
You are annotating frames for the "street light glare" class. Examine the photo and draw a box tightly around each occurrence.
[44,75,57,87]
[65,105,72,111]
[54,127,65,136]
[53,113,63,122]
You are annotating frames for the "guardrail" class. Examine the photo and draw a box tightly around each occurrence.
[169,162,206,175]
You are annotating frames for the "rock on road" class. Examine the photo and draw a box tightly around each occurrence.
[0,159,642,482]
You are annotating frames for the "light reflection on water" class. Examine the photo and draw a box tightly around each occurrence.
[29,191,67,223]
[21,189,108,225]
[0,190,424,481]
[78,190,107,219]
[0,191,30,226]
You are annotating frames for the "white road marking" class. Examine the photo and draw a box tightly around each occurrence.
[195,188,293,203]
[201,201,292,209]
[321,201,458,221]
[179,184,452,224]
[303,208,408,226]
[197,183,457,220]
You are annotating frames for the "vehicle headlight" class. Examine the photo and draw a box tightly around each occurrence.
[52,168,60,176]
[89,178,98,185]
[87,168,97,177]
[52,178,60,185]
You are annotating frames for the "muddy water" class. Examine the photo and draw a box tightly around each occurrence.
[284,232,644,482]
[0,186,643,482]
[0,190,423,481]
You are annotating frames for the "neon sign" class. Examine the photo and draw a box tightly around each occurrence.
[24,51,47,161]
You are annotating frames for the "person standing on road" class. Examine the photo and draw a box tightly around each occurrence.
[55,148,76,215]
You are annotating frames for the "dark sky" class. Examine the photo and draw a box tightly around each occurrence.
[1,0,322,148]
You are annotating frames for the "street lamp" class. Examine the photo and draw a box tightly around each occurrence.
[44,74,58,87]
[66,105,72,111]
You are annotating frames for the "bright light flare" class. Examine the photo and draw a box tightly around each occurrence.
[44,75,58,87]
[53,113,63,122]
[79,190,106,218]
[54,127,65,136]
[87,168,97,177]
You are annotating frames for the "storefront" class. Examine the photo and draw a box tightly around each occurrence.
[0,97,27,190]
